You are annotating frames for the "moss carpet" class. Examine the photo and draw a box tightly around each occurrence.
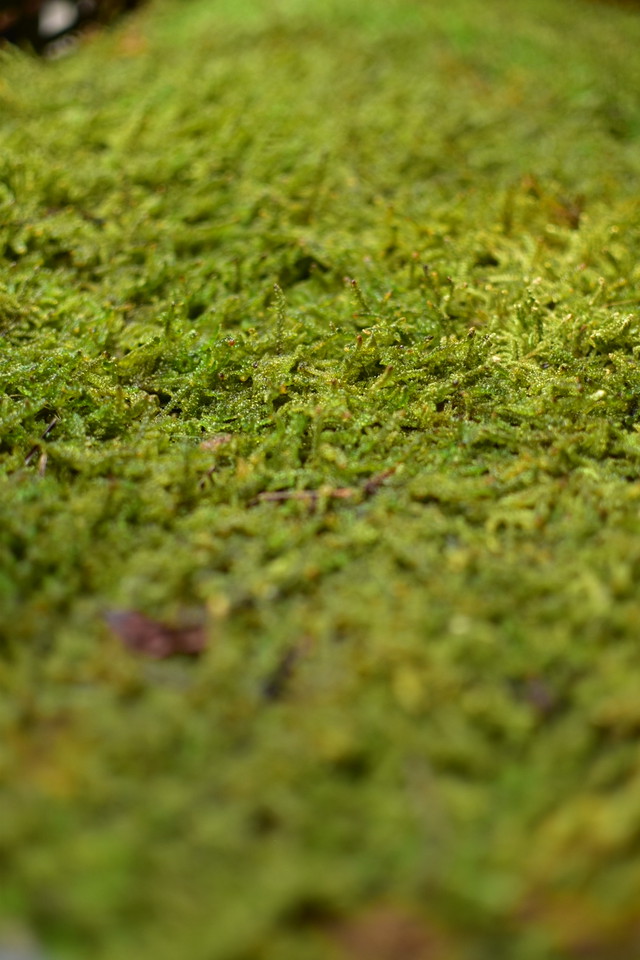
[2,0,640,957]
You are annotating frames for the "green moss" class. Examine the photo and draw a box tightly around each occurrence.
[2,0,640,956]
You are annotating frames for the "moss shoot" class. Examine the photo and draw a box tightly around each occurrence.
[2,0,640,957]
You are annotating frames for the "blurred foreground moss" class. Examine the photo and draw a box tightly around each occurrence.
[2,0,640,957]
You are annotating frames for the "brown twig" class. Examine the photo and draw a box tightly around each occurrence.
[362,466,397,497]
[252,467,397,506]
[262,636,314,700]
[255,487,354,504]
[24,416,59,466]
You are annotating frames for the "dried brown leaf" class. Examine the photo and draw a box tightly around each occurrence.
[331,906,455,960]
[105,610,207,659]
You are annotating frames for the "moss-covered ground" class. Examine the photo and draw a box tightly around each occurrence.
[2,0,640,956]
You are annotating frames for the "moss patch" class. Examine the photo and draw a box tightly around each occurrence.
[2,0,640,957]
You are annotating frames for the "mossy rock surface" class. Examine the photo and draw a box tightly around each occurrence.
[2,1,640,957]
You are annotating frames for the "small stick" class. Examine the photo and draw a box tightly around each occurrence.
[254,487,354,504]
[362,466,397,497]
[24,416,59,466]
[252,467,397,506]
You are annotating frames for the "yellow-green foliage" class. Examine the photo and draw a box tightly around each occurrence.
[2,0,640,957]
